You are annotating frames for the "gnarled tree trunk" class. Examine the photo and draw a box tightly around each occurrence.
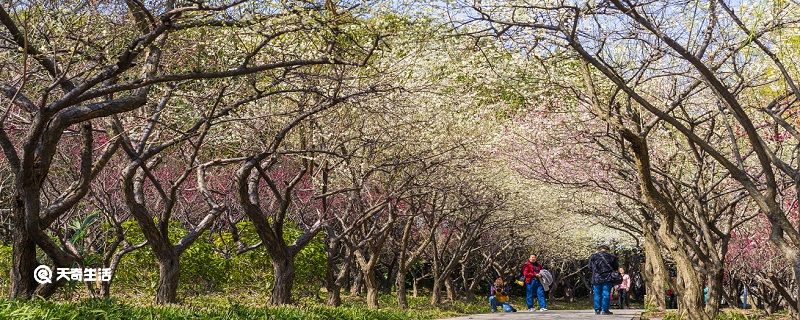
[413,275,420,298]
[704,264,725,317]
[270,256,296,305]
[350,270,363,296]
[10,201,36,299]
[364,269,379,309]
[324,248,341,306]
[396,271,409,309]
[666,243,708,320]
[642,228,668,311]
[445,277,455,301]
[430,277,443,305]
[155,254,180,304]
[623,131,711,319]
[792,260,800,318]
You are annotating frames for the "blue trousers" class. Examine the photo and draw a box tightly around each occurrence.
[525,279,546,309]
[593,282,613,312]
[489,296,499,311]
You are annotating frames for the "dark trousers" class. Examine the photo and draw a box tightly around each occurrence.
[618,288,629,309]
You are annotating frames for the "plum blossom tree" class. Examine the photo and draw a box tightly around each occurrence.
[455,0,800,316]
[0,0,377,301]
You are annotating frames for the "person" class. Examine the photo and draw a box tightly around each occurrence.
[589,245,619,315]
[617,267,631,309]
[633,272,645,302]
[667,289,677,309]
[609,286,618,309]
[667,277,678,309]
[522,254,547,311]
[739,284,750,309]
[489,277,516,313]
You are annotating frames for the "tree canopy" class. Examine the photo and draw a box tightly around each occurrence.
[1,0,799,319]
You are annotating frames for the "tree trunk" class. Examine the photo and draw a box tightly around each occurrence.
[662,228,711,320]
[704,265,724,317]
[794,260,800,319]
[350,270,363,296]
[364,269,379,309]
[327,283,341,306]
[625,133,708,318]
[325,264,340,307]
[10,178,37,299]
[382,258,397,294]
[10,216,36,299]
[445,277,455,301]
[396,270,408,309]
[430,278,443,305]
[155,255,180,304]
[642,229,668,311]
[100,280,111,298]
[330,254,352,307]
[464,287,475,301]
[673,262,707,320]
[413,276,419,298]
[324,241,340,306]
[565,286,574,302]
[270,256,295,305]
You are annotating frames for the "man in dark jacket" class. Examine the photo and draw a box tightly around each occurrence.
[589,245,618,315]
[522,254,547,311]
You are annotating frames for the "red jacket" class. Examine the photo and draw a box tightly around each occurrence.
[522,261,543,284]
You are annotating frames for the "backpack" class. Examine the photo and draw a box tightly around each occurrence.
[496,291,509,303]
[597,253,623,285]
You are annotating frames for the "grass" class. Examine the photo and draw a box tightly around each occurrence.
[641,308,792,320]
[0,292,635,320]
[0,294,490,320]
[6,294,789,319]
[30,289,800,320]
[0,298,432,320]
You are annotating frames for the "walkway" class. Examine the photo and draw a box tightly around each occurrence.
[440,309,644,320]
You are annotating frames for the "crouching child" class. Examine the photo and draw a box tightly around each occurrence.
[489,277,517,313]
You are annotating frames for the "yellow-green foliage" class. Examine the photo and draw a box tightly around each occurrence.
[0,245,11,293]
[0,298,424,320]
[113,220,326,298]
[0,294,492,320]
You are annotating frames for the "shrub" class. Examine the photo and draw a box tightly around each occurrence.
[0,244,11,293]
[112,219,326,300]
[662,311,683,320]
[113,221,229,295]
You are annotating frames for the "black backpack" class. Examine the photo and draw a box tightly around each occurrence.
[598,253,623,285]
